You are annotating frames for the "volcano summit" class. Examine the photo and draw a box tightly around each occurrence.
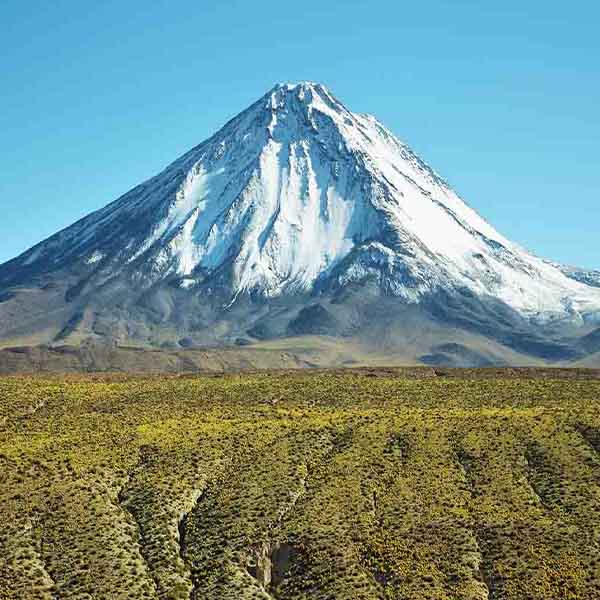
[1,82,599,367]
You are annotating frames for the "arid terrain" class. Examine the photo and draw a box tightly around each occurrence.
[2,369,600,599]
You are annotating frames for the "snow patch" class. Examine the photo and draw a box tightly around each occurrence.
[86,251,104,265]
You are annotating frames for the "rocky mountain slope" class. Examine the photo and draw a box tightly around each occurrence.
[0,82,598,366]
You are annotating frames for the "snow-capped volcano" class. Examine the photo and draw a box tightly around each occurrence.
[1,82,599,362]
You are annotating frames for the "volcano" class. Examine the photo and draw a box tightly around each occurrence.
[1,82,599,367]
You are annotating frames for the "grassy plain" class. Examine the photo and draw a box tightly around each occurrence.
[1,369,600,599]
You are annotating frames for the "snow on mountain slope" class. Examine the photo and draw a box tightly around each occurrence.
[3,82,600,327]
[547,262,600,289]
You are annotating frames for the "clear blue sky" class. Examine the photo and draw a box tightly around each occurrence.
[1,0,598,268]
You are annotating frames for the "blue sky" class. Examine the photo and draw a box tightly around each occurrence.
[1,0,598,268]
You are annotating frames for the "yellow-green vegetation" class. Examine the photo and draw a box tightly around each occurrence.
[1,370,600,599]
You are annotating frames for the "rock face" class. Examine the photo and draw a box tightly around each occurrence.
[0,82,598,364]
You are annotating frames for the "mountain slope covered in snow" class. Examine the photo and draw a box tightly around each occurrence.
[0,82,598,365]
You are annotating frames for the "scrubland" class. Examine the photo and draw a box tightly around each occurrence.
[1,369,600,599]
